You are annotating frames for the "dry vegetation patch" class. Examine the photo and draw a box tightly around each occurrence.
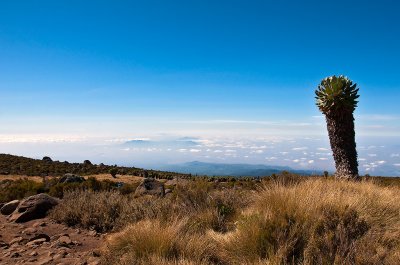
[96,179,400,265]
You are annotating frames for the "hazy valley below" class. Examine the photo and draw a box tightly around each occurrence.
[0,135,398,177]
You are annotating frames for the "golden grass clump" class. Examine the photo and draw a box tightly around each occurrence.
[214,179,400,264]
[101,219,220,265]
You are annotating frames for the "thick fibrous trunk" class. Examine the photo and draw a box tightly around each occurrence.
[325,112,359,179]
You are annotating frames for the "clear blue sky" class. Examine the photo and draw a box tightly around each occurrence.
[0,1,399,174]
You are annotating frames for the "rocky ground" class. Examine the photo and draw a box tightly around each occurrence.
[0,215,103,265]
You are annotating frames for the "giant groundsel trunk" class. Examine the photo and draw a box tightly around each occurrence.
[325,111,358,179]
[315,75,360,180]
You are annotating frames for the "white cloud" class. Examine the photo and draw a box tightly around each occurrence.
[0,135,87,143]
[319,158,328,161]
[214,150,223,153]
[146,148,158,152]
[358,114,400,121]
[225,149,237,153]
[377,160,386,164]
[293,159,300,163]
[190,149,201,153]
[368,154,377,157]
[178,149,187,152]
[317,148,329,151]
[308,160,314,164]
[292,147,308,151]
[391,154,400,157]
[394,164,400,167]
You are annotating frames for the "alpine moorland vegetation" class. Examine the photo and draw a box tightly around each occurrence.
[99,179,400,264]
[47,177,400,264]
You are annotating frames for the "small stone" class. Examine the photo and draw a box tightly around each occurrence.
[88,230,97,237]
[0,200,20,215]
[37,257,53,265]
[22,227,37,235]
[72,240,82,246]
[33,221,47,228]
[11,252,21,258]
[91,250,101,257]
[88,259,100,265]
[58,235,72,245]
[26,238,47,246]
[0,240,9,248]
[29,251,39,256]
[9,236,24,245]
[53,250,67,260]
[29,233,50,242]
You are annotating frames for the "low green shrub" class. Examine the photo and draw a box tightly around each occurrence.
[0,179,46,203]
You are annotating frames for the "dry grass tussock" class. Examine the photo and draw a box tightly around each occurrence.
[53,178,400,264]
[50,180,249,233]
[217,179,400,264]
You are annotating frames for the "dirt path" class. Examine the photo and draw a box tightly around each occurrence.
[0,215,103,265]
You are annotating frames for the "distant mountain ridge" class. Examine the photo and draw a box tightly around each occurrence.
[156,161,321,177]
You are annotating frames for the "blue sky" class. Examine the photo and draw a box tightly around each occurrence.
[0,1,399,175]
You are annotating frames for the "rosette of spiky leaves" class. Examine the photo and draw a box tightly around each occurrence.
[315,75,359,115]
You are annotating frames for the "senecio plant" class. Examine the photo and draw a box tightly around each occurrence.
[316,75,360,180]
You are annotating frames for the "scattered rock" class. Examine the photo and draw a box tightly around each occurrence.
[140,171,149,178]
[37,256,53,265]
[0,240,9,248]
[58,173,85,184]
[1,213,102,264]
[29,251,38,256]
[91,250,101,257]
[58,235,72,245]
[9,237,24,245]
[165,188,172,194]
[88,230,97,237]
[9,194,59,223]
[26,238,47,247]
[83,160,92,165]
[29,233,50,242]
[87,257,101,265]
[42,156,53,162]
[0,200,20,215]
[22,227,37,235]
[134,178,165,197]
[32,221,47,228]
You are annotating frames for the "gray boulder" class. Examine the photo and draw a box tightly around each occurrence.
[42,156,53,162]
[9,194,59,223]
[134,178,165,197]
[0,200,20,215]
[59,173,85,184]
[83,160,92,165]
